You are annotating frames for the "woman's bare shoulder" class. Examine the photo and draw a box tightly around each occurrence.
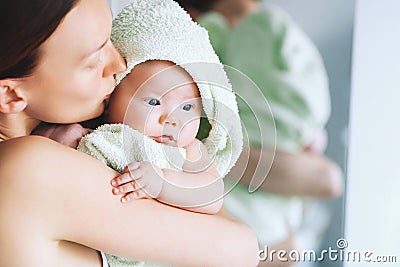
[1,135,80,162]
[0,135,114,181]
[1,135,57,149]
[0,136,57,166]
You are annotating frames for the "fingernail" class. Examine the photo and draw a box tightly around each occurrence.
[113,188,119,194]
[121,197,126,203]
[111,180,117,186]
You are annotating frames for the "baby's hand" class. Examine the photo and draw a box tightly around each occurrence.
[32,123,89,149]
[110,161,164,203]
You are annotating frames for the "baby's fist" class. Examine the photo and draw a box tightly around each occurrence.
[113,161,164,203]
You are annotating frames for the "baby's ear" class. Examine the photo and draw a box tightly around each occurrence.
[0,79,28,114]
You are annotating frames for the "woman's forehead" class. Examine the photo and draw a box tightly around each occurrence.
[40,0,112,63]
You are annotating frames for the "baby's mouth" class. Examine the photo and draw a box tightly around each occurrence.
[151,135,175,144]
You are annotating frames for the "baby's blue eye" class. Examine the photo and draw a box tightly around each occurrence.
[145,98,160,106]
[182,104,192,111]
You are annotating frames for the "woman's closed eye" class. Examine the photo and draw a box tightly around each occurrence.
[145,98,160,106]
[86,55,103,70]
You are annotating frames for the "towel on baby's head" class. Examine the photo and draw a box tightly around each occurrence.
[111,0,243,176]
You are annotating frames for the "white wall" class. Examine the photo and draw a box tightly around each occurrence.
[108,0,133,17]
[345,0,400,266]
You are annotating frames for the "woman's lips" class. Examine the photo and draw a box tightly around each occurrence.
[104,79,116,100]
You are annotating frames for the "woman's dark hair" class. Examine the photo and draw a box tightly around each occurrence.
[0,0,80,79]
[174,0,217,13]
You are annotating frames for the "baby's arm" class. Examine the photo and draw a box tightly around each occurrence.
[159,138,223,214]
[112,139,223,214]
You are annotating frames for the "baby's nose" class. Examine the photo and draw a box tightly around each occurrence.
[159,114,177,127]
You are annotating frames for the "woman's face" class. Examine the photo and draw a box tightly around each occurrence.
[20,0,126,123]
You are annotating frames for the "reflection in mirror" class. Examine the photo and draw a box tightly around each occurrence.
[262,1,354,267]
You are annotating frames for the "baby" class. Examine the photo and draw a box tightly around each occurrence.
[78,0,242,216]
[105,59,222,214]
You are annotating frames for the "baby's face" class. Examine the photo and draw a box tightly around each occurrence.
[107,61,202,148]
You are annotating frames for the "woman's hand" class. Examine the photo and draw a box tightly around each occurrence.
[31,123,89,149]
[111,161,164,203]
[304,128,328,155]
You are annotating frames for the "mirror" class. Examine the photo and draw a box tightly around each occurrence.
[262,1,354,266]
[264,0,355,267]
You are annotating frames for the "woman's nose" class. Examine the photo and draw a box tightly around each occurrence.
[102,40,126,78]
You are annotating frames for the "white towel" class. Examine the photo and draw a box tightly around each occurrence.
[78,123,186,173]
[111,0,243,176]
[105,254,168,267]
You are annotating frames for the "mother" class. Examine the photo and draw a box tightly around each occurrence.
[0,0,258,266]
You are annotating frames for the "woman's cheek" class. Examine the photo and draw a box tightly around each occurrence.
[77,67,105,95]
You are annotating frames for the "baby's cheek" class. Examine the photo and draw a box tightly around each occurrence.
[140,113,159,135]
[124,103,149,130]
